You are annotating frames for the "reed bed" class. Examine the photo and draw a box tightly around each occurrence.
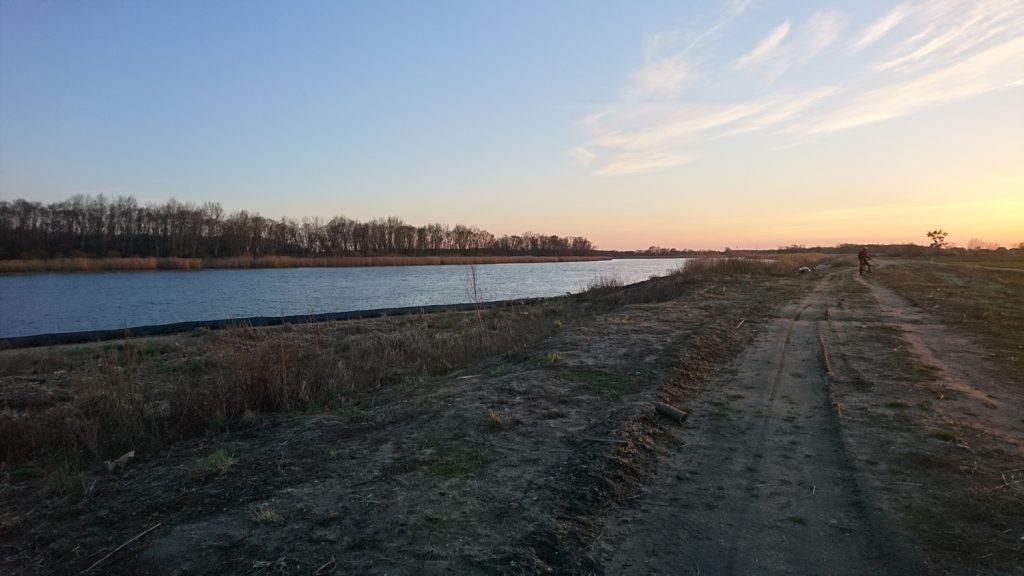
[0,257,203,273]
[0,255,608,273]
[678,253,832,276]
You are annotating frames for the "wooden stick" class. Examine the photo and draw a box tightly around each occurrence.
[655,402,688,422]
[78,522,162,575]
[734,319,745,331]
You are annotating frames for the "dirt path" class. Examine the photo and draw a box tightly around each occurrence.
[602,262,1024,575]
[603,274,914,575]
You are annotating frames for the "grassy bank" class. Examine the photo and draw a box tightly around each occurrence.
[0,254,610,274]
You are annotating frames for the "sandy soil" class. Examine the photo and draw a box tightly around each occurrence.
[2,261,1021,575]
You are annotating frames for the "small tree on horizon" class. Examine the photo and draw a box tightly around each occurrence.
[926,230,949,251]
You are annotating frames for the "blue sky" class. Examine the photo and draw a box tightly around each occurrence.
[1,1,1021,249]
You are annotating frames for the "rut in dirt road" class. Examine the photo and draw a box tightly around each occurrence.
[603,277,914,575]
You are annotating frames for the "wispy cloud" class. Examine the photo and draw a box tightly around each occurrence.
[875,0,1024,71]
[686,0,753,52]
[722,87,838,136]
[852,4,912,51]
[628,55,692,99]
[595,150,692,176]
[800,35,1024,134]
[569,146,596,167]
[804,10,847,58]
[734,20,790,70]
[575,0,1024,176]
[626,0,755,99]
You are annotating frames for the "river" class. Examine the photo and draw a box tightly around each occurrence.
[0,258,688,338]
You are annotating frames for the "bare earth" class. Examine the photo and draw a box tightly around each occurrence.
[1,260,1022,575]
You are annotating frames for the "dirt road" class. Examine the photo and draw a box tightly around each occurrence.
[603,264,1023,575]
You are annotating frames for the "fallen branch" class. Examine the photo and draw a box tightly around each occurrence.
[78,522,162,574]
[655,402,688,423]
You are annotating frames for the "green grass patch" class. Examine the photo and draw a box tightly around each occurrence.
[193,449,237,475]
[429,448,490,477]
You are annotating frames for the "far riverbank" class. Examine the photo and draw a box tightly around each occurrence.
[0,254,609,274]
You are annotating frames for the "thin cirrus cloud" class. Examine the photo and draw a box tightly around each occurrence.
[627,0,754,100]
[874,0,1024,71]
[852,4,912,51]
[628,55,693,99]
[798,34,1024,135]
[574,0,1024,176]
[595,150,692,176]
[733,20,791,70]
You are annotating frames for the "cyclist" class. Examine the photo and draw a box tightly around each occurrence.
[858,247,873,275]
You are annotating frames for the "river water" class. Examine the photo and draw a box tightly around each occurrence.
[0,258,688,338]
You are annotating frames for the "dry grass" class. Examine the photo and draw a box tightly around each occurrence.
[250,503,282,524]
[680,253,832,276]
[580,253,835,309]
[0,255,608,274]
[0,301,568,471]
[875,261,1024,384]
[0,257,202,273]
[940,252,1024,270]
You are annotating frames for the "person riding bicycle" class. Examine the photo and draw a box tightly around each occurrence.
[858,247,873,275]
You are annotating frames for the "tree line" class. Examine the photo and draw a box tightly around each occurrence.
[0,195,595,259]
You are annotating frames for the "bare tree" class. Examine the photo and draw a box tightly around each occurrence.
[926,230,949,251]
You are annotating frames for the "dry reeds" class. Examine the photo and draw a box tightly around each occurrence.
[0,255,607,274]
[678,253,830,277]
[0,257,204,273]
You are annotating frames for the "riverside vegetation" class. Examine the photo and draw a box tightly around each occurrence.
[1,252,1021,575]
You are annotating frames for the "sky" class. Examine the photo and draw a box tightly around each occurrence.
[1,0,1021,250]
